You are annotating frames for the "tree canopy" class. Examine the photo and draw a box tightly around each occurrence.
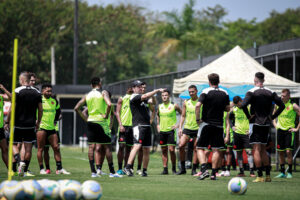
[0,0,299,89]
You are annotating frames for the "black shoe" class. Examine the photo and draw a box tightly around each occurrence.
[198,170,209,180]
[161,169,168,175]
[210,175,217,180]
[124,167,133,176]
[191,169,197,175]
[141,171,148,177]
[176,170,186,175]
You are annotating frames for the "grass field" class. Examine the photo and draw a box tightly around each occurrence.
[0,147,300,200]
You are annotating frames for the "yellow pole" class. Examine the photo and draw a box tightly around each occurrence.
[7,39,18,180]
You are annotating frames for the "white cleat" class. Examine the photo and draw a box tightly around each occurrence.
[91,173,101,178]
[224,170,231,177]
[97,169,107,175]
[56,168,71,175]
[40,169,47,174]
[109,173,123,178]
[136,170,142,175]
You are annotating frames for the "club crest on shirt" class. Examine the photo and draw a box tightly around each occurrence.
[51,101,54,104]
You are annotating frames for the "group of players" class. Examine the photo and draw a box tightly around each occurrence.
[1,71,299,181]
[74,72,299,181]
[0,72,70,177]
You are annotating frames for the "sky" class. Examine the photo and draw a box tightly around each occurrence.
[86,0,300,22]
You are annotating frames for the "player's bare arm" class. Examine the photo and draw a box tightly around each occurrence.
[178,101,186,137]
[195,101,202,125]
[102,90,111,119]
[74,96,88,122]
[115,97,125,132]
[0,84,12,101]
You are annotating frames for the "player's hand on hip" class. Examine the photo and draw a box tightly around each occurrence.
[120,125,125,133]
[289,128,298,132]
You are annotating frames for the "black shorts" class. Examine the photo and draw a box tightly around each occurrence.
[118,126,133,146]
[87,122,111,144]
[277,129,295,151]
[183,129,198,138]
[14,128,36,143]
[249,124,270,145]
[133,125,151,147]
[0,128,6,141]
[233,132,251,151]
[197,123,224,149]
[45,131,61,147]
[159,130,176,146]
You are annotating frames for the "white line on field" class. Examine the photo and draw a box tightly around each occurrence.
[64,156,89,161]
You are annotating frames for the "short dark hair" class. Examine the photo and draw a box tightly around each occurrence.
[42,83,52,90]
[255,72,264,82]
[282,88,290,95]
[162,89,171,95]
[208,73,219,85]
[233,96,242,104]
[29,72,36,78]
[188,85,197,91]
[91,77,101,87]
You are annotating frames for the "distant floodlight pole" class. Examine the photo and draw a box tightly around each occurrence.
[73,0,79,85]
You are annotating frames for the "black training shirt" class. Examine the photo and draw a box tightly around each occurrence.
[130,94,150,126]
[241,86,284,125]
[199,87,230,126]
[15,86,42,128]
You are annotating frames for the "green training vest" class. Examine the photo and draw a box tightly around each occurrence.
[277,100,297,130]
[184,99,198,130]
[120,94,132,126]
[0,96,3,128]
[40,96,60,130]
[159,102,177,132]
[86,89,107,122]
[232,106,249,135]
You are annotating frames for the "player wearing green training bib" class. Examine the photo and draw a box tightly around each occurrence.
[116,86,134,175]
[177,85,199,175]
[75,77,121,178]
[0,84,11,169]
[231,96,255,177]
[36,84,70,175]
[157,89,181,175]
[273,89,300,179]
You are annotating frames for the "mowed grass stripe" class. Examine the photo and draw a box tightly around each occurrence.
[0,147,299,200]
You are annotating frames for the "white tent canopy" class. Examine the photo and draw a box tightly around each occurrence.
[173,46,300,97]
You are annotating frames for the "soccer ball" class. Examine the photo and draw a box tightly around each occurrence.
[81,180,102,200]
[22,179,44,200]
[0,180,25,200]
[59,180,82,200]
[38,179,60,200]
[228,177,247,195]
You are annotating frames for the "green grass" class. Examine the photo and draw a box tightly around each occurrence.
[1,147,300,200]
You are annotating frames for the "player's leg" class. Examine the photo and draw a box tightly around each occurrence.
[160,132,169,174]
[275,129,286,178]
[125,144,141,176]
[0,138,8,168]
[43,146,50,173]
[176,134,189,174]
[23,142,33,175]
[117,130,126,174]
[36,130,47,173]
[246,149,255,177]
[225,147,232,176]
[236,150,244,176]
[88,143,97,176]
[286,131,295,178]
[169,145,176,174]
[191,137,199,175]
[136,148,143,174]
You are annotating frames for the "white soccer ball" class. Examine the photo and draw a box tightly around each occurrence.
[81,180,102,200]
[228,177,247,195]
[22,179,44,200]
[1,180,25,200]
[38,179,60,200]
[59,180,82,200]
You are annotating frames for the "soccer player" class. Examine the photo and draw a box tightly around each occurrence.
[273,89,300,178]
[196,73,230,180]
[5,72,43,177]
[135,82,156,175]
[157,89,182,174]
[115,86,133,175]
[37,84,70,175]
[124,80,164,177]
[0,84,11,168]
[177,85,199,175]
[231,96,255,177]
[75,77,121,178]
[241,72,284,182]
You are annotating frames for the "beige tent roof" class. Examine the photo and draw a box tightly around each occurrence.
[173,46,300,96]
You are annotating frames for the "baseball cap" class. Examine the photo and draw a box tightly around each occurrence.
[131,80,144,87]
